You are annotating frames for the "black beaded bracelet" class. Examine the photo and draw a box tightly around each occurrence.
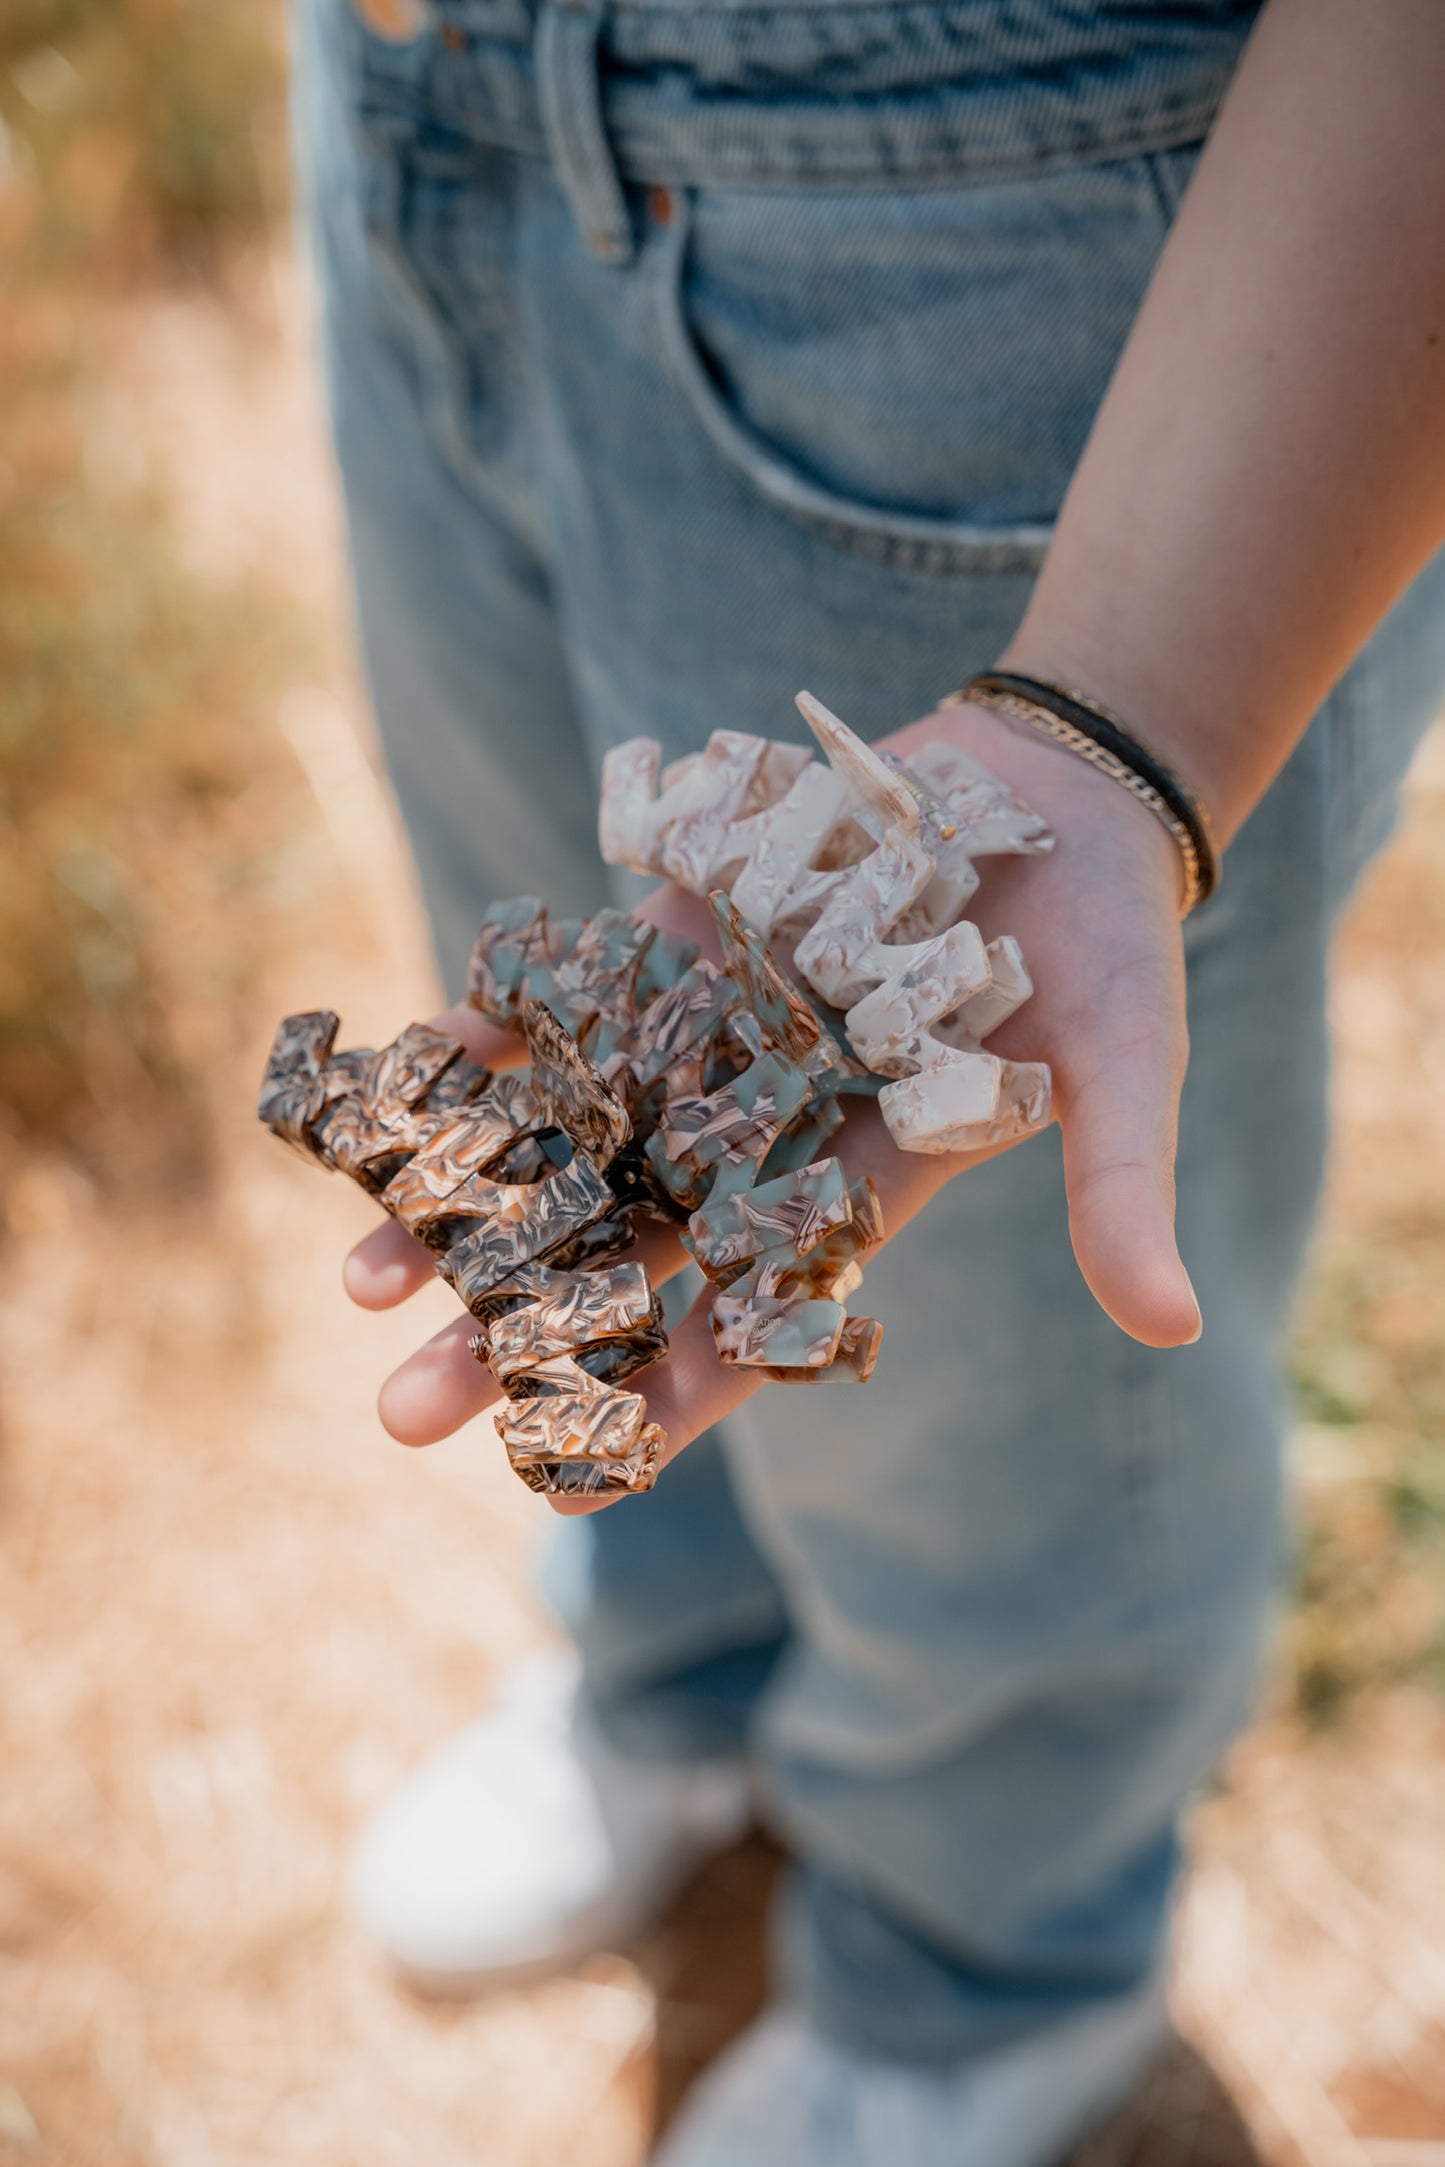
[948,671,1220,915]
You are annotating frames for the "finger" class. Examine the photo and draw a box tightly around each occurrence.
[377,1217,691,1446]
[344,1217,436,1309]
[1055,963,1200,1349]
[830,1023,1197,1349]
[340,1006,533,1311]
[430,1000,530,1070]
[346,904,716,1319]
[546,1104,1039,1520]
[539,1097,1043,1514]
[546,1293,763,1517]
[379,1310,498,1446]
[632,880,722,954]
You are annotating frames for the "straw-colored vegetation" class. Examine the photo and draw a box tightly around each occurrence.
[1293,1222,1445,1718]
[0,0,302,1195]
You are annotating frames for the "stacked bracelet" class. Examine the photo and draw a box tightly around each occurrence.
[947,671,1219,916]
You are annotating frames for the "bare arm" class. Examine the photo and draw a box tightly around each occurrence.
[1005,0,1445,839]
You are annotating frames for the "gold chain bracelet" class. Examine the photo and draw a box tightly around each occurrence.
[944,673,1219,917]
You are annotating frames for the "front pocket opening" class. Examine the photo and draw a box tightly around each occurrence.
[650,194,1056,578]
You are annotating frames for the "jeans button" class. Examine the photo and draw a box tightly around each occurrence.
[352,0,425,40]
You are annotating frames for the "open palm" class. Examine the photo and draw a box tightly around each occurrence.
[344,700,1200,1514]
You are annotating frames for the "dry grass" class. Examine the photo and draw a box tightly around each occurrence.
[0,0,304,1201]
[1289,744,1445,1723]
[1,10,1444,2161]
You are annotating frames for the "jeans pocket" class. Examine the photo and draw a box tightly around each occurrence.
[651,158,1184,577]
[652,197,1050,577]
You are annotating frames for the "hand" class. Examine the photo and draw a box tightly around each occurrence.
[344,700,1202,1512]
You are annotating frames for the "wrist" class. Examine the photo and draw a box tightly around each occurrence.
[994,621,1258,849]
[955,670,1218,914]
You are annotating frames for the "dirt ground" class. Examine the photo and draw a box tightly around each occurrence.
[2,254,1444,2167]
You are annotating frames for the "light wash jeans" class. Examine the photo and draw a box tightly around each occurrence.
[294,0,1445,2066]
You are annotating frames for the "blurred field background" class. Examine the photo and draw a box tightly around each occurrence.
[1,5,1443,2163]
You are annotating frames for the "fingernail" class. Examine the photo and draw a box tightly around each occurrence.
[1183,1298,1203,1346]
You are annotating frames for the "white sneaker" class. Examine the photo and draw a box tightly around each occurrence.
[347,1649,751,1990]
[652,1975,1168,2167]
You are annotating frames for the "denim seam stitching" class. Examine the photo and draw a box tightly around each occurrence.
[353,113,553,552]
[351,82,1225,190]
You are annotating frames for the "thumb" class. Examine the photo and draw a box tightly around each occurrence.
[1057,978,1201,1350]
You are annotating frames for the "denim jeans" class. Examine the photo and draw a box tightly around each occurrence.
[293,0,1445,2065]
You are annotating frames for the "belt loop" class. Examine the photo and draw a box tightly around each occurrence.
[535,0,633,265]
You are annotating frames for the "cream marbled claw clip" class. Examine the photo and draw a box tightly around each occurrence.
[600,691,1053,1155]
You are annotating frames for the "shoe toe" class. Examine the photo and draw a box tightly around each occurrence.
[348,1719,621,1979]
[348,1649,751,1987]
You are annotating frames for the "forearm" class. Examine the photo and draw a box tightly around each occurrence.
[1003,0,1445,844]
